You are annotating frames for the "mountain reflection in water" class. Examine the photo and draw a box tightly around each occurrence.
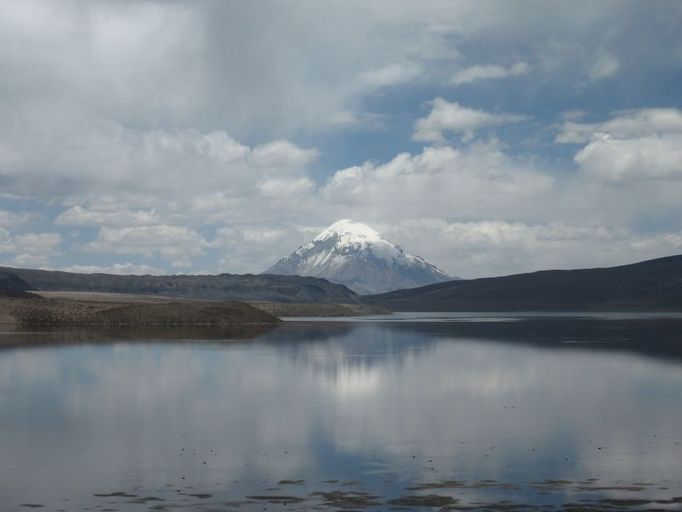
[0,313,681,511]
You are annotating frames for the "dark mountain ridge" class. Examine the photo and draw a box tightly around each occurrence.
[364,255,682,311]
[3,254,682,311]
[0,266,360,304]
[0,272,34,298]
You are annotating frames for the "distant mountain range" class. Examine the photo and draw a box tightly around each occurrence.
[364,255,682,311]
[2,255,682,312]
[0,267,359,304]
[265,219,453,294]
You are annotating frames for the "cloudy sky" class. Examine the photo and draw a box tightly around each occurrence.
[1,0,682,278]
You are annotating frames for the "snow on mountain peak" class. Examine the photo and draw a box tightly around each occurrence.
[314,219,383,244]
[266,219,455,294]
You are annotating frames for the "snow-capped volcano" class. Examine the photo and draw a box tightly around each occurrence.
[265,219,453,294]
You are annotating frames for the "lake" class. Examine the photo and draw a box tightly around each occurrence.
[1,313,681,511]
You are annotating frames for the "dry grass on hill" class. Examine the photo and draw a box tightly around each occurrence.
[1,296,279,326]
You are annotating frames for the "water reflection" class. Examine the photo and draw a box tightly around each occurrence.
[0,316,681,510]
[0,323,277,348]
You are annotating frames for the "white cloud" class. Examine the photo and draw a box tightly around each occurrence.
[322,142,553,223]
[0,115,319,235]
[576,134,682,182]
[86,225,207,263]
[257,177,315,198]
[325,110,387,131]
[0,210,32,228]
[13,232,61,254]
[12,253,51,268]
[451,61,529,85]
[412,99,527,143]
[0,227,13,252]
[557,108,682,183]
[212,227,287,247]
[358,63,421,88]
[250,140,318,171]
[588,50,620,81]
[55,206,160,227]
[0,107,318,200]
[557,108,682,143]
[0,232,62,268]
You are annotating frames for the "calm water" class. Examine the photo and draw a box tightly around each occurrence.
[1,313,681,511]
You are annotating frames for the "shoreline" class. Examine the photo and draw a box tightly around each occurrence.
[0,291,388,329]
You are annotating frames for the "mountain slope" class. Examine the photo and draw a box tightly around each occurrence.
[364,255,682,311]
[265,219,453,294]
[0,267,359,304]
[0,271,34,298]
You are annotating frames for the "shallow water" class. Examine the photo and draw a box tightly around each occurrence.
[1,313,681,511]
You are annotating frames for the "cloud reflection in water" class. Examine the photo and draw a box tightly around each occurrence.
[0,318,681,509]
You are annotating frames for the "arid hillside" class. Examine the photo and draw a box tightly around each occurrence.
[0,267,360,303]
[1,295,279,327]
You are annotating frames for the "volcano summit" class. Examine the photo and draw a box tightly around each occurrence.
[265,220,453,294]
